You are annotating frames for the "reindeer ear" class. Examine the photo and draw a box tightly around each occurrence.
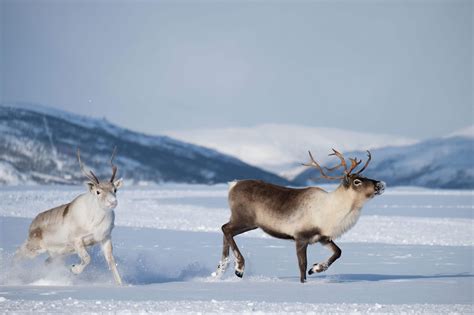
[85,181,95,192]
[113,178,123,190]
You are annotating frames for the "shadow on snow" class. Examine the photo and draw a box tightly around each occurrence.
[305,273,474,283]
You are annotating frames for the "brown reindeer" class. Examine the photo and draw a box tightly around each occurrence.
[212,149,385,283]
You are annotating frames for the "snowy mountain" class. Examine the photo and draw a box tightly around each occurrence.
[165,124,416,176]
[0,104,291,185]
[445,125,474,138]
[294,131,474,189]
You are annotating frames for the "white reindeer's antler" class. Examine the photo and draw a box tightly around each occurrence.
[76,148,99,184]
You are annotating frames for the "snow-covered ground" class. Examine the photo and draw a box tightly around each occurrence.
[0,184,473,314]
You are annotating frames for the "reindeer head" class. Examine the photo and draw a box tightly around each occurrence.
[77,147,123,210]
[303,149,385,198]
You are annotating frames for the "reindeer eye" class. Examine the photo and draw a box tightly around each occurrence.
[353,179,362,186]
[96,191,101,195]
[114,188,117,193]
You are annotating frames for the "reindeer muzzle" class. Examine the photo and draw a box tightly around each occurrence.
[106,200,118,209]
[374,181,386,195]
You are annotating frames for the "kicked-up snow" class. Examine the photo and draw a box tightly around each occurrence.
[0,184,473,313]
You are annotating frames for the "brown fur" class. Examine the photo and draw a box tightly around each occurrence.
[62,204,70,218]
[260,227,294,240]
[34,203,71,226]
[229,180,317,218]
[28,227,43,240]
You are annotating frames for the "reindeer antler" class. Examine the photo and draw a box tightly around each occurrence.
[77,148,99,184]
[326,149,348,173]
[302,151,345,180]
[303,149,372,180]
[348,157,362,174]
[109,146,118,183]
[355,150,371,175]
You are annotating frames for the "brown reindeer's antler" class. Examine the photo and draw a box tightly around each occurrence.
[325,149,346,172]
[303,149,372,180]
[109,146,118,183]
[355,150,371,175]
[302,151,345,180]
[348,157,362,174]
[77,148,100,184]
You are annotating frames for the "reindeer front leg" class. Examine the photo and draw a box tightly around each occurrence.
[71,237,91,274]
[101,237,122,285]
[308,240,341,275]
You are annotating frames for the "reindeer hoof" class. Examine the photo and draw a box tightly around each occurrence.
[71,264,82,274]
[309,262,328,274]
[234,260,244,278]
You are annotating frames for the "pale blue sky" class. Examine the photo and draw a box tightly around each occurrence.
[1,0,472,139]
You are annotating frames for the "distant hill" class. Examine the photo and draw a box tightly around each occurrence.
[165,124,416,176]
[0,104,291,186]
[294,132,474,189]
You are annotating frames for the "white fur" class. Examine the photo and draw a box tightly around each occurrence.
[254,185,370,241]
[251,186,364,242]
[310,187,365,239]
[228,180,238,192]
[211,257,230,278]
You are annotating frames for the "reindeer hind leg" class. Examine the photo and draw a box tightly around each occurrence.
[221,222,257,278]
[45,251,64,265]
[14,240,43,262]
[211,235,231,278]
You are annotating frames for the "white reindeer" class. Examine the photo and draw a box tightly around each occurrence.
[213,149,385,283]
[15,148,123,285]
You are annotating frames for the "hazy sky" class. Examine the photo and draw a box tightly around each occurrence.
[1,0,472,139]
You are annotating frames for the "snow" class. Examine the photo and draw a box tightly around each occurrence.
[0,161,29,185]
[1,299,471,314]
[165,124,417,175]
[446,125,474,139]
[0,184,472,313]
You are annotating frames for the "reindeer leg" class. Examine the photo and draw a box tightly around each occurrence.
[295,240,308,283]
[101,238,122,285]
[211,235,230,277]
[14,241,42,262]
[71,238,91,275]
[221,222,256,278]
[308,240,341,275]
[45,252,63,265]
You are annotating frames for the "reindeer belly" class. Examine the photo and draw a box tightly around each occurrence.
[41,214,114,252]
[256,210,307,240]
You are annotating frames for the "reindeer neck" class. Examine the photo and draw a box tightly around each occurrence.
[330,184,367,212]
[80,193,108,213]
[325,184,359,211]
